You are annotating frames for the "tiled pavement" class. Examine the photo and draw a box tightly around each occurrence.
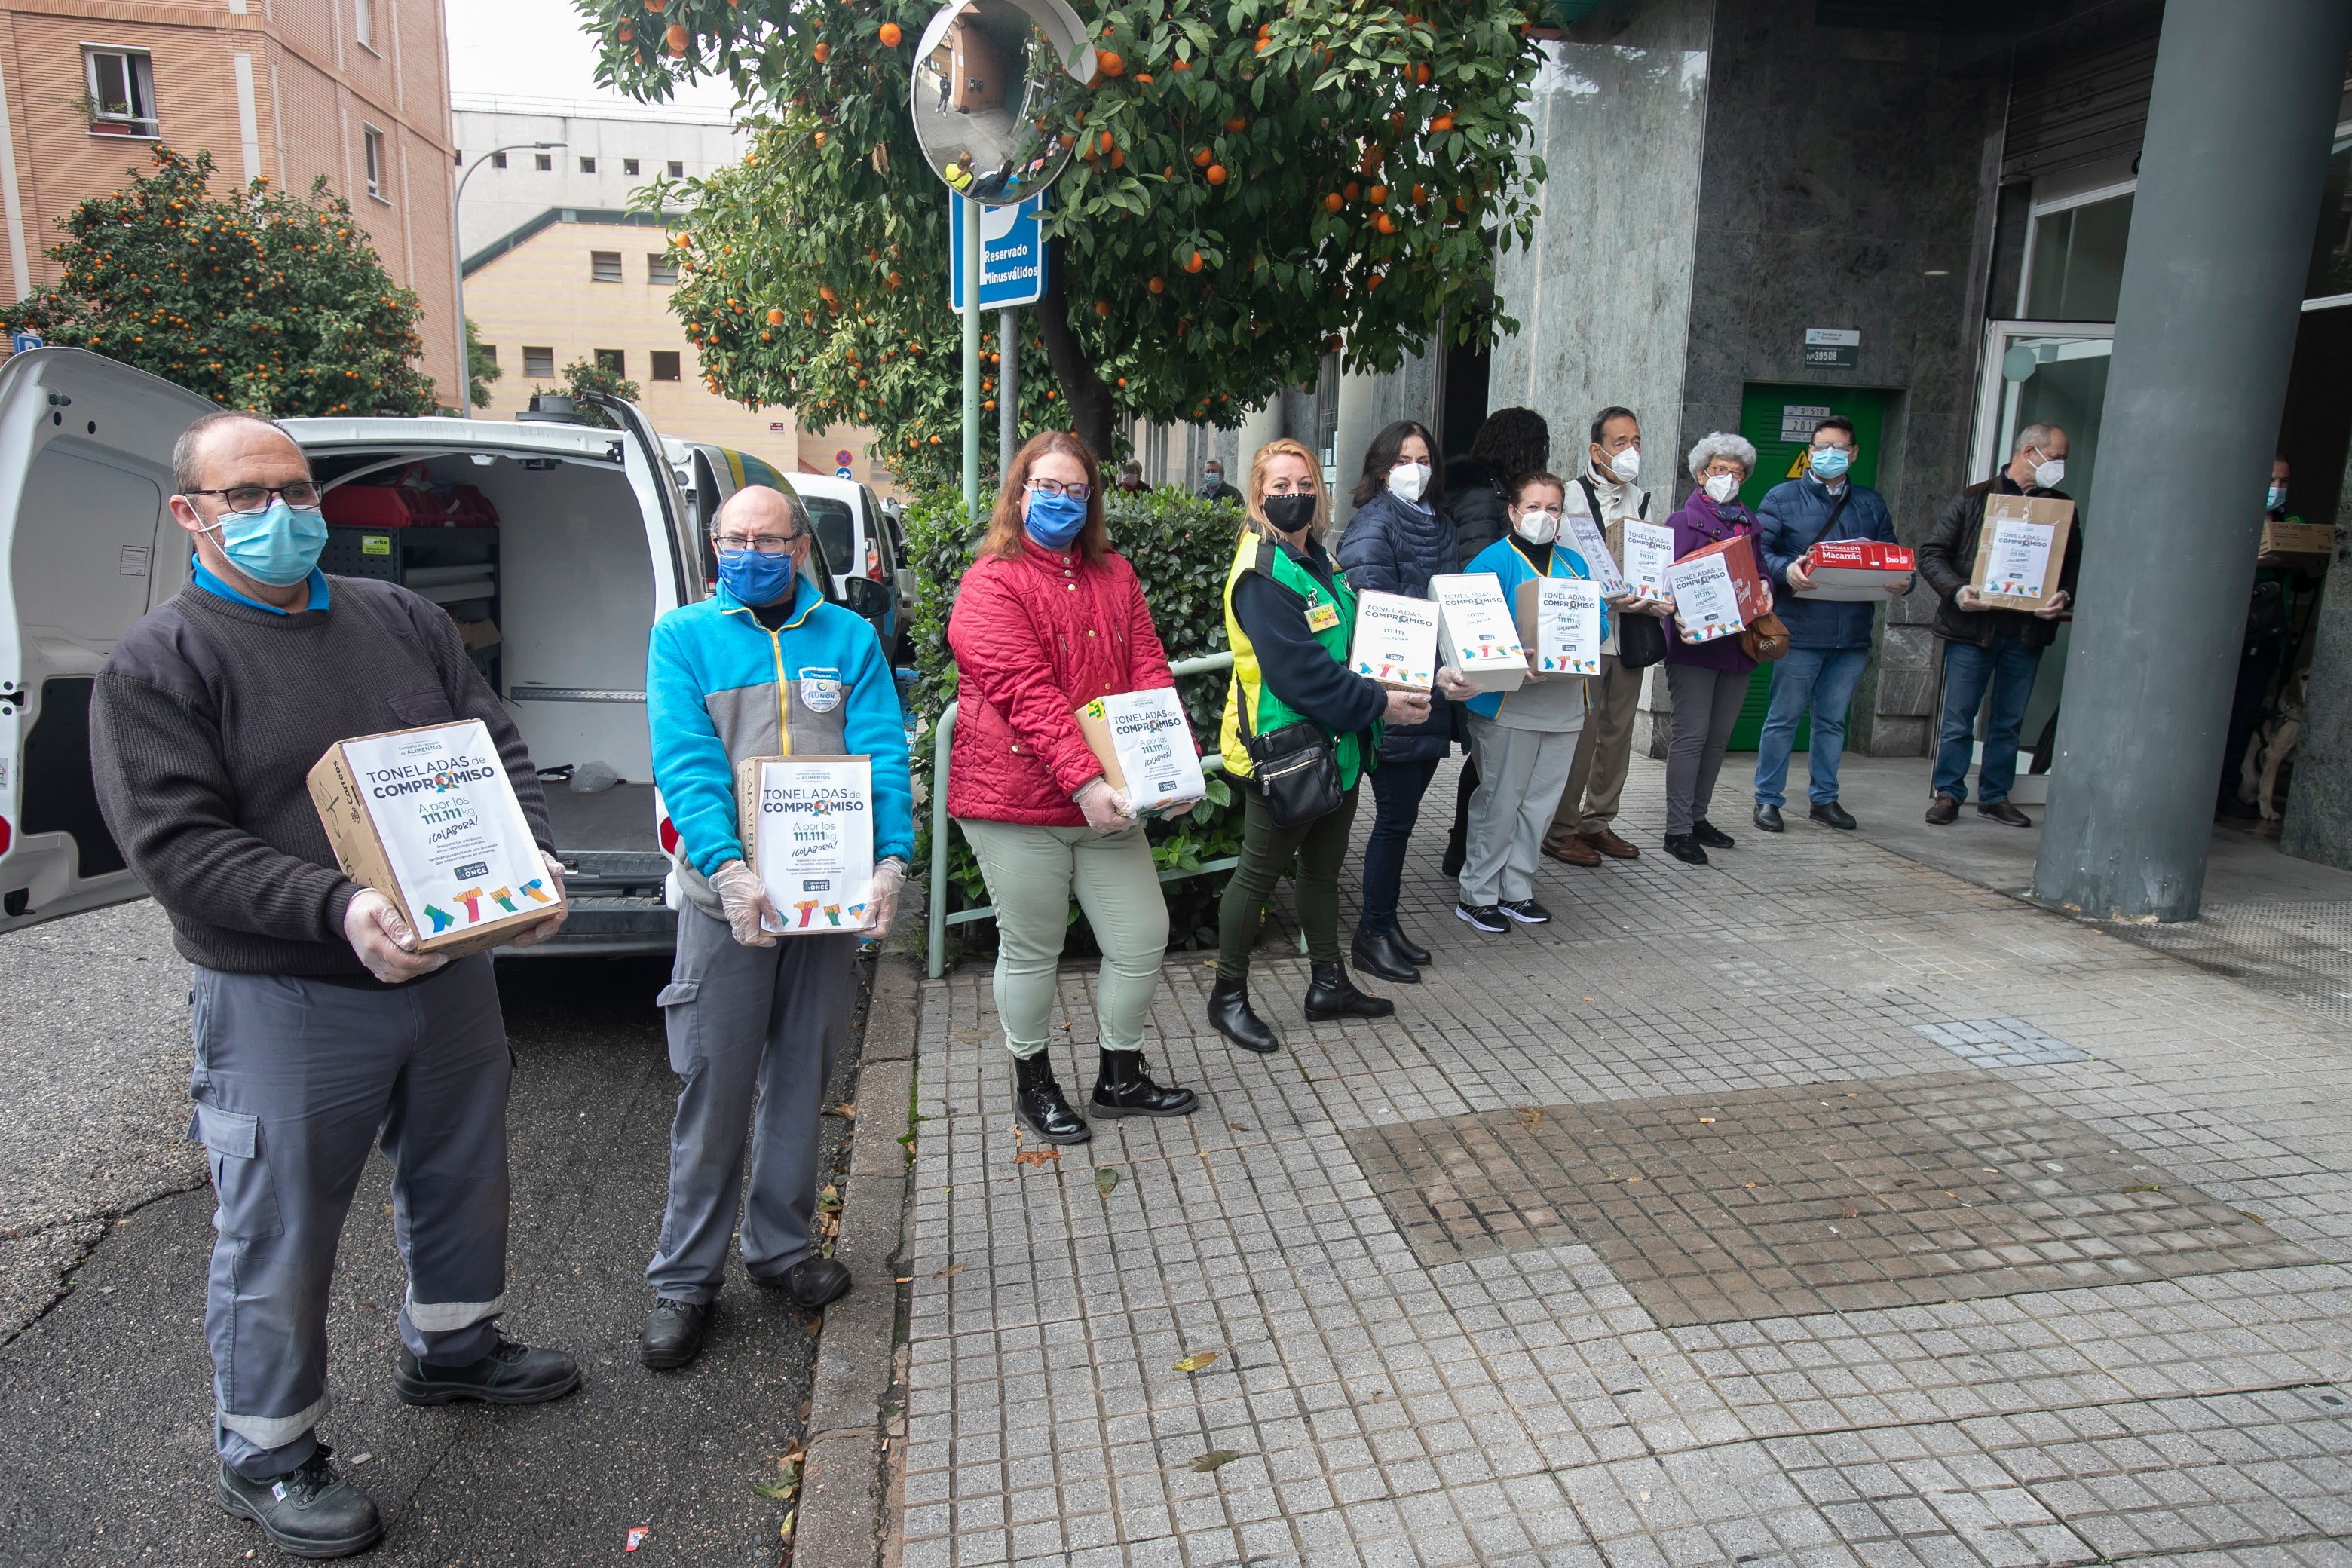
[900,758,2352,1567]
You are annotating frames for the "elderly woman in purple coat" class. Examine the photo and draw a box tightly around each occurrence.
[1661,433,1772,865]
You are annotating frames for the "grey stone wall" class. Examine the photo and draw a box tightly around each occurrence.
[2280,442,2352,870]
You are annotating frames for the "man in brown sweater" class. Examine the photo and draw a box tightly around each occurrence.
[89,412,577,1559]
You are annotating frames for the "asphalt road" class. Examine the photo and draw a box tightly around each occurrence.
[0,905,863,1566]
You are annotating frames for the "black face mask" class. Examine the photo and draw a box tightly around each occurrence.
[1261,493,1317,532]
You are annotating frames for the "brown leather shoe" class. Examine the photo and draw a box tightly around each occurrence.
[1925,794,1960,825]
[1541,831,1601,867]
[1582,828,1640,860]
[1977,801,2032,828]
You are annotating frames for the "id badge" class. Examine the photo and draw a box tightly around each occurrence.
[1304,601,1341,634]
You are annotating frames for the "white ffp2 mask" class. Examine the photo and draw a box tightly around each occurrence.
[1387,461,1431,504]
[1703,473,1740,504]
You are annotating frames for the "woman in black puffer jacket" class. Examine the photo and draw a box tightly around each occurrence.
[1337,419,1478,984]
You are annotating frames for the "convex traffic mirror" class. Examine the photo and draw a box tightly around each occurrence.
[909,0,1096,204]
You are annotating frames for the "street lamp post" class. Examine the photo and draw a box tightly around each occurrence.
[448,140,564,419]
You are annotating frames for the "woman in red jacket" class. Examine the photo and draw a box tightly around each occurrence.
[947,432,1199,1144]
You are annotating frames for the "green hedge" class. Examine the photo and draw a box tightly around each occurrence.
[905,485,1251,958]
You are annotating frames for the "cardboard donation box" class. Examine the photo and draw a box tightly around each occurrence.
[1429,573,1528,694]
[1666,535,1766,645]
[2260,519,2333,558]
[308,720,562,957]
[1074,688,1208,814]
[1514,577,1603,676]
[1799,538,1916,600]
[1348,590,1442,691]
[1564,513,1628,598]
[1618,519,1677,603]
[734,755,875,935]
[1971,494,2074,611]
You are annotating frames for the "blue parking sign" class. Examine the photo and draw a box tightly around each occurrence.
[949,193,1048,313]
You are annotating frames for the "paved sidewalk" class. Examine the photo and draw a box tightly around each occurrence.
[901,757,2352,1568]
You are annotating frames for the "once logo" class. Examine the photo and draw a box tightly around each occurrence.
[800,877,834,892]
[455,861,490,879]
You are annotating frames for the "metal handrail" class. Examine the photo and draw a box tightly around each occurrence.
[926,652,1235,978]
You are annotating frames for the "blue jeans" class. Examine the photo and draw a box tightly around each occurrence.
[1360,755,1438,932]
[1931,635,2044,804]
[1752,648,1869,808]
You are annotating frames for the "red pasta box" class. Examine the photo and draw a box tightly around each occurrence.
[1799,539,1916,601]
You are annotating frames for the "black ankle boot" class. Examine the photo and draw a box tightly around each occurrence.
[1304,960,1395,1021]
[1350,924,1422,984]
[1208,975,1279,1054]
[1394,927,1432,965]
[1091,1049,1199,1117]
[1012,1052,1091,1143]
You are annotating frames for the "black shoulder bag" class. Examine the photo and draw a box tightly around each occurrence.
[1233,541,1346,826]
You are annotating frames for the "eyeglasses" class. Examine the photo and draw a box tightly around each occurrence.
[186,482,322,513]
[1811,440,1856,454]
[713,531,804,556]
[1026,478,1092,501]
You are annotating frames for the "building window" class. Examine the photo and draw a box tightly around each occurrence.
[590,251,623,283]
[623,158,640,176]
[479,345,498,367]
[667,160,684,178]
[647,252,678,286]
[489,150,507,170]
[363,126,387,201]
[84,47,157,136]
[650,351,681,382]
[355,0,373,49]
[535,152,552,171]
[579,155,596,174]
[595,349,626,376]
[522,346,555,379]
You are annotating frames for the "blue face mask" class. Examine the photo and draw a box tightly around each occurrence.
[1024,488,1089,550]
[208,498,328,587]
[1808,446,1852,481]
[718,545,800,606]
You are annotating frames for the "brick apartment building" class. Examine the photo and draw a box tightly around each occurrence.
[0,0,459,406]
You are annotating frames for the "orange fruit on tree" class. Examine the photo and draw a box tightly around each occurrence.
[1257,22,1271,38]
[1224,117,1246,132]
[1367,183,1387,203]
[1098,49,1124,75]
[1411,182,1426,204]
[1191,146,1212,167]
[1171,56,1190,69]
[617,22,633,41]
[1205,163,1227,185]
[1432,112,1454,131]
[811,41,829,62]
[1095,299,1111,316]
[664,23,689,54]
[813,129,827,146]
[765,307,785,324]
[1375,212,1395,234]
[878,21,902,45]
[1097,130,1113,153]
[1343,180,1361,202]
[1117,376,1128,387]
[1415,62,1431,84]
[1135,71,1153,84]
[1323,191,1343,212]
[1147,276,1165,292]
[1254,38,1268,53]
[1110,148,1124,167]
[1184,250,1204,273]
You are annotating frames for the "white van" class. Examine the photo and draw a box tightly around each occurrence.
[789,470,914,655]
[0,348,890,954]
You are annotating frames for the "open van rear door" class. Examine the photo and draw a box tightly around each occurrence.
[0,348,220,931]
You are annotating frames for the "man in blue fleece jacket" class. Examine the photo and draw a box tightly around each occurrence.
[638,485,911,1370]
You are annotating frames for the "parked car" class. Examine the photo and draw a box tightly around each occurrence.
[0,348,890,954]
[788,470,914,655]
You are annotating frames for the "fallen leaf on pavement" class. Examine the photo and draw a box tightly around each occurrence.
[825,1101,856,1119]
[816,1184,843,1212]
[1173,1350,1219,1374]
[1013,1147,1061,1168]
[779,1508,796,1539]
[753,1478,795,1499]
[1097,1168,1119,1196]
[934,1262,962,1279]
[1188,1450,1242,1473]
[1516,1107,1543,1130]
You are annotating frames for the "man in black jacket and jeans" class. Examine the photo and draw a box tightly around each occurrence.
[1916,424,2084,827]
[89,412,579,1558]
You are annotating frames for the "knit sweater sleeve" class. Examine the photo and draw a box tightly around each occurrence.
[90,669,359,945]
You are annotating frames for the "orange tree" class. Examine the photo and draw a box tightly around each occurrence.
[588,0,1546,476]
[0,145,437,416]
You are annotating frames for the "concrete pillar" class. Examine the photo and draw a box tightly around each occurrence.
[2031,0,2352,923]
[2280,441,2352,868]
[1328,363,1383,536]
[1233,398,1284,479]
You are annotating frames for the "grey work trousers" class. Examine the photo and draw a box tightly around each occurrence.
[189,958,513,1480]
[646,902,858,1303]
[1663,663,1751,835]
[1461,715,1582,907]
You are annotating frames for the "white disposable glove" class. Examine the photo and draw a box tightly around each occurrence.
[1432,668,1478,701]
[709,858,779,947]
[865,857,907,940]
[505,852,570,949]
[1383,688,1432,725]
[343,888,449,984]
[1075,776,1134,834]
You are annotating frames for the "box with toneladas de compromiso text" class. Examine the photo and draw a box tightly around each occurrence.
[1512,577,1602,676]
[1666,534,1768,643]
[1347,590,1441,691]
[1971,495,2074,611]
[1074,688,1208,814]
[1429,573,1527,694]
[307,719,562,958]
[735,754,874,935]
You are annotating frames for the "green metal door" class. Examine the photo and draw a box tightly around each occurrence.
[1725,384,1886,751]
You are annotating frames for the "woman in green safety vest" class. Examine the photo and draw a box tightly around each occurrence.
[1207,438,1432,1055]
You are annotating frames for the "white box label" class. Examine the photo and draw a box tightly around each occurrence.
[1619,520,1676,602]
[1665,554,1747,642]
[1081,688,1207,813]
[338,721,553,939]
[749,756,875,933]
[1429,573,1527,694]
[1530,578,1602,675]
[1348,590,1441,690]
[1983,518,2056,600]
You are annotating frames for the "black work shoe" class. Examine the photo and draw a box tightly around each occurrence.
[1753,804,1785,833]
[1351,924,1422,983]
[639,1297,710,1370]
[1497,899,1551,925]
[1691,819,1734,849]
[1456,902,1508,934]
[1925,793,1960,825]
[783,1257,852,1310]
[1208,975,1279,1054]
[1091,1049,1198,1117]
[1393,927,1432,965]
[1012,1052,1092,1143]
[217,1447,382,1560]
[1663,833,1710,865]
[394,1337,581,1406]
[1439,833,1467,880]
[1977,801,2032,828]
[1304,960,1394,1021]
[1808,801,1858,831]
